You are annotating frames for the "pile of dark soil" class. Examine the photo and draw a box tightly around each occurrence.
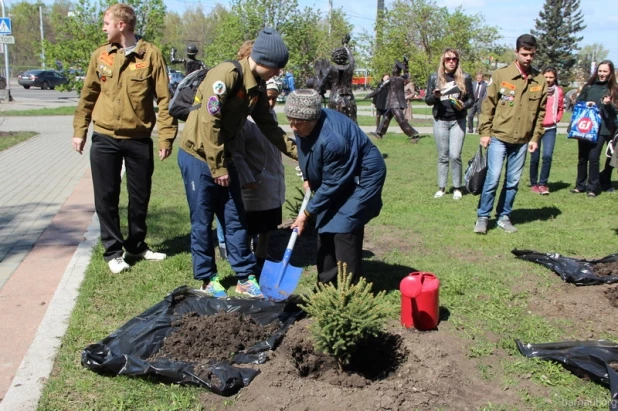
[594,261,618,277]
[200,318,527,410]
[605,287,618,308]
[278,319,407,388]
[153,311,279,363]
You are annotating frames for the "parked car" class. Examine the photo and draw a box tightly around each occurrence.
[168,69,184,94]
[17,70,68,90]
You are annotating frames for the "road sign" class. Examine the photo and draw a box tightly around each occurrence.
[0,18,11,35]
[0,36,15,45]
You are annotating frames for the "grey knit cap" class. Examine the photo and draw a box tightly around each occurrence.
[250,27,289,69]
[284,89,323,120]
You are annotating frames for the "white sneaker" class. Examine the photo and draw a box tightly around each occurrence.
[108,257,130,274]
[453,189,462,200]
[126,249,167,261]
[433,190,445,198]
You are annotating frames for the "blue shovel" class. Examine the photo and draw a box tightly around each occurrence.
[260,189,311,301]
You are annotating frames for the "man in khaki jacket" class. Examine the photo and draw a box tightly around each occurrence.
[177,28,297,298]
[474,34,547,234]
[72,3,178,273]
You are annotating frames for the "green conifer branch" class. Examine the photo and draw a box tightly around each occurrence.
[299,262,394,369]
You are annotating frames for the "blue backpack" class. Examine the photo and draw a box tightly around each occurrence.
[568,101,601,144]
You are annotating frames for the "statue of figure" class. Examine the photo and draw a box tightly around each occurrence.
[315,34,357,123]
[366,57,419,142]
[311,58,331,105]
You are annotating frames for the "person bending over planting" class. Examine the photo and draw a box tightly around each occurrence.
[286,89,387,284]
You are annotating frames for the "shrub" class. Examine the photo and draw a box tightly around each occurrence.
[299,263,394,369]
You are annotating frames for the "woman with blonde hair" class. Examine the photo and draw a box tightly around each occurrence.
[424,48,474,200]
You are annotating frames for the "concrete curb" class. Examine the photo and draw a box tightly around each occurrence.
[0,214,99,411]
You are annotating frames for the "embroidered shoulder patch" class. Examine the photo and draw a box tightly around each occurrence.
[207,96,221,115]
[212,81,226,95]
[500,81,516,90]
[530,85,542,92]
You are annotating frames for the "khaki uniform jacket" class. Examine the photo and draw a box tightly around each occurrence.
[479,62,547,144]
[73,39,178,149]
[179,57,297,178]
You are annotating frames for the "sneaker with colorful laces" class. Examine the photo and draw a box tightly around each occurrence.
[236,275,264,298]
[200,275,227,298]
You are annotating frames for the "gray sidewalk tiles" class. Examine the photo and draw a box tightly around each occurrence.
[0,116,90,290]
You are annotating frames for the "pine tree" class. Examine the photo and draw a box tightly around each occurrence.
[532,0,585,78]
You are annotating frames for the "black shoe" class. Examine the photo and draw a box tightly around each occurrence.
[369,132,382,139]
[570,188,584,194]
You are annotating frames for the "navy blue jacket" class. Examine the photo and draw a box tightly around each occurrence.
[297,109,386,233]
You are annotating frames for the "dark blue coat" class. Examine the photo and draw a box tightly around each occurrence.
[297,109,386,233]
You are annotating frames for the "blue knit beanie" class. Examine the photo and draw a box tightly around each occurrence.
[250,28,289,69]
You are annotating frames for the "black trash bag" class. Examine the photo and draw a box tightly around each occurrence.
[81,286,303,395]
[516,340,618,411]
[464,145,487,195]
[512,249,618,285]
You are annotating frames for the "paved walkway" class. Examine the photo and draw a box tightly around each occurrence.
[0,117,91,288]
[0,115,95,407]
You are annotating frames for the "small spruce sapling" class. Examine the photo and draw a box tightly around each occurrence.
[299,263,393,369]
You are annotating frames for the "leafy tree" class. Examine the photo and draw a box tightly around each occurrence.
[531,0,585,76]
[203,0,352,87]
[7,1,54,72]
[44,0,167,91]
[367,0,499,89]
[577,43,609,78]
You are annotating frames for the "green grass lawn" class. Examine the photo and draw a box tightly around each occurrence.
[0,106,77,116]
[0,131,37,151]
[276,111,434,127]
[38,130,616,410]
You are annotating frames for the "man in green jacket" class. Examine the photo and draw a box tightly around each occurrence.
[474,34,547,234]
[73,3,177,273]
[177,28,297,298]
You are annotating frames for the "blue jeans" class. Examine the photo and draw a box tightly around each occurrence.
[177,149,256,281]
[477,137,528,219]
[433,118,466,188]
[214,216,225,246]
[529,128,556,186]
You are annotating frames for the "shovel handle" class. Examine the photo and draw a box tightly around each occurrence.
[285,189,311,250]
[276,189,311,288]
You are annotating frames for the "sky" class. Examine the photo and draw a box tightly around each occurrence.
[163,0,618,65]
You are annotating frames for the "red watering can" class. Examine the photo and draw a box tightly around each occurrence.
[400,272,440,331]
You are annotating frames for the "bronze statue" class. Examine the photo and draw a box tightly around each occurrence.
[314,34,357,123]
[366,57,419,142]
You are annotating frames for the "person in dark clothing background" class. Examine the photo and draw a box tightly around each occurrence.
[366,60,419,141]
[467,72,487,133]
[571,60,618,197]
[366,73,390,129]
[170,44,206,75]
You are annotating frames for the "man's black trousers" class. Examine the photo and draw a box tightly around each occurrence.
[90,132,154,262]
[317,226,365,284]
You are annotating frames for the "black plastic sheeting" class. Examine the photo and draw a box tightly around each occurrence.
[81,286,303,395]
[516,340,618,410]
[512,249,618,285]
